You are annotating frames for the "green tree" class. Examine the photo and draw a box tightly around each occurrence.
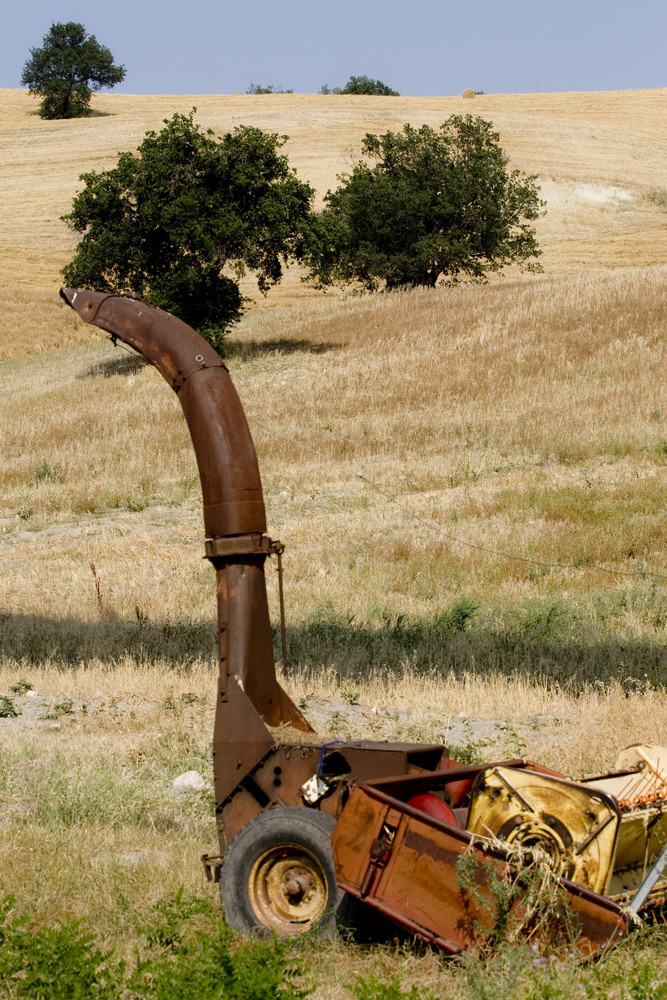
[62,111,314,350]
[21,22,125,119]
[306,116,543,290]
[340,75,399,96]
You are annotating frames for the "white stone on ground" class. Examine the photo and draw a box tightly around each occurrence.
[172,770,210,793]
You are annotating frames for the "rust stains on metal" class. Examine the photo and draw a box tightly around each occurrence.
[60,289,450,863]
[332,766,632,957]
[60,289,311,760]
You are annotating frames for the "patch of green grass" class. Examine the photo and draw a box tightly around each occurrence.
[644,187,667,209]
[284,595,667,692]
[29,460,65,486]
[9,679,32,695]
[0,695,18,718]
[494,480,665,528]
[48,700,74,720]
[350,975,429,999]
[0,891,310,1000]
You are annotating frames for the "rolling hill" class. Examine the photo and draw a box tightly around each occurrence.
[1,86,665,360]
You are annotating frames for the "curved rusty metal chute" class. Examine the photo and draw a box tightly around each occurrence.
[60,288,450,863]
[60,289,312,803]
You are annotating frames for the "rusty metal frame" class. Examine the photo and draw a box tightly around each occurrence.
[331,763,632,956]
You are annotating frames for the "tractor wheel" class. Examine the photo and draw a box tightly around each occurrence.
[219,807,350,938]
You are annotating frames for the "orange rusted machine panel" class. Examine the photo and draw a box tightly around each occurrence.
[332,764,632,957]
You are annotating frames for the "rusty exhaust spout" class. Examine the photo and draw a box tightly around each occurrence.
[60,289,312,799]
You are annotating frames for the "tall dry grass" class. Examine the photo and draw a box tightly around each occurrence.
[2,268,664,585]
[1,86,666,360]
[1,267,665,731]
[1,87,666,990]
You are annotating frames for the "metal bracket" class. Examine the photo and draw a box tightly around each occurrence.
[205,534,276,559]
[201,853,224,883]
[628,841,667,913]
[360,838,393,898]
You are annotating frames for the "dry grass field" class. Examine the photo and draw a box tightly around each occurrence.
[1,86,666,359]
[1,86,666,995]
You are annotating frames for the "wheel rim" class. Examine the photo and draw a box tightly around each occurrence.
[247,843,329,934]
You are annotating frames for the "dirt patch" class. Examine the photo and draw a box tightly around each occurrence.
[0,685,591,766]
[541,178,634,207]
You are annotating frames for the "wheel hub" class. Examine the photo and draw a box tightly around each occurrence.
[248,845,329,934]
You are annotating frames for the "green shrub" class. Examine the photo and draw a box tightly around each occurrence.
[340,76,399,96]
[350,975,430,999]
[246,83,293,94]
[9,679,32,696]
[0,891,310,1000]
[0,895,124,999]
[0,696,17,718]
[126,890,310,1000]
[29,460,65,485]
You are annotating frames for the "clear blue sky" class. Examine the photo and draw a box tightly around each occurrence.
[4,0,666,97]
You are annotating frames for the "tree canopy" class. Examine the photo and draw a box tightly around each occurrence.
[61,112,314,350]
[340,75,399,96]
[306,116,543,291]
[321,76,399,96]
[21,22,125,119]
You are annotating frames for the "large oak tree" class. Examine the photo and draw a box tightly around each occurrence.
[62,112,314,350]
[307,116,543,290]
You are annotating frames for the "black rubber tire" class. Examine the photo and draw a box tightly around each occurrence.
[219,807,351,938]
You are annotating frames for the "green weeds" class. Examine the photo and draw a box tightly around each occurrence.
[0,696,17,718]
[0,891,309,1000]
[9,679,32,696]
[284,596,667,692]
[29,460,65,486]
[449,722,526,765]
[164,691,207,711]
[455,853,579,956]
[350,975,429,999]
[0,887,665,999]
[644,187,667,209]
[47,700,74,720]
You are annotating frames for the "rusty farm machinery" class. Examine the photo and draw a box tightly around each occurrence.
[60,288,667,957]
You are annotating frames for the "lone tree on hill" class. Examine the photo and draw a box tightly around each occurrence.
[62,111,314,351]
[306,115,543,290]
[321,76,399,96]
[21,22,125,119]
[340,75,399,95]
